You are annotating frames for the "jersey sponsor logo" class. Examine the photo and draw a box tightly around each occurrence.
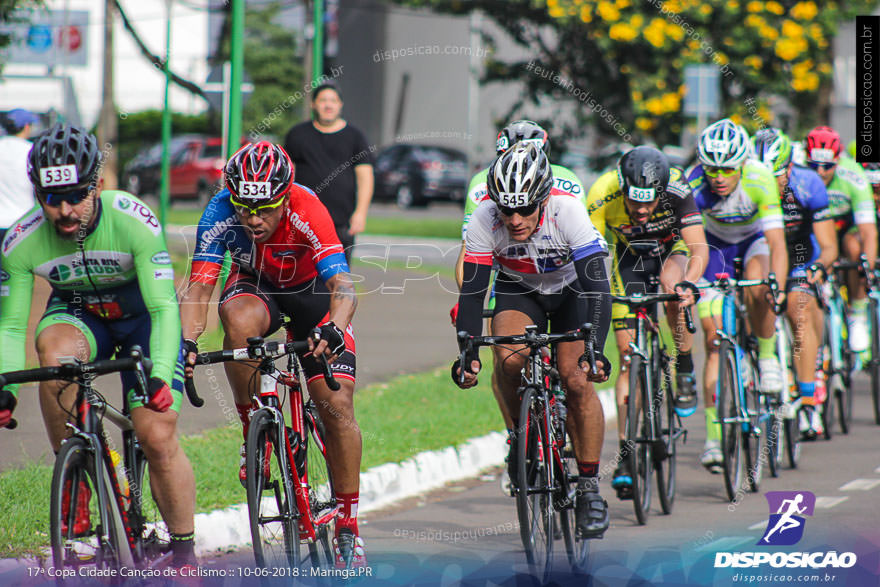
[199,216,237,252]
[47,257,125,282]
[151,251,172,265]
[114,195,161,236]
[0,286,8,297]
[39,164,79,188]
[288,211,323,251]
[154,268,174,280]
[0,270,8,282]
[835,165,868,189]
[2,210,44,255]
[553,177,582,195]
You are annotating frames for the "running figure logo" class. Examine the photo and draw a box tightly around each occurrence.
[759,491,816,546]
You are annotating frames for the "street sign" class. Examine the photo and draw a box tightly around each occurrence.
[0,9,89,67]
[683,64,720,117]
[204,64,254,112]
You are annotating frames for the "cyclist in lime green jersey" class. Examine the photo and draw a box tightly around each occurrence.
[806,126,877,353]
[0,124,197,568]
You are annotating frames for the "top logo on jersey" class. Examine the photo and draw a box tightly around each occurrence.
[114,195,161,236]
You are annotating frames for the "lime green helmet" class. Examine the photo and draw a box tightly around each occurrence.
[752,128,793,175]
[847,139,857,159]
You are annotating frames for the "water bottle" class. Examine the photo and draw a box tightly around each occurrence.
[109,449,130,507]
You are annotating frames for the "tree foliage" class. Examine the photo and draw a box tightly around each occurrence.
[214,1,305,139]
[394,0,878,144]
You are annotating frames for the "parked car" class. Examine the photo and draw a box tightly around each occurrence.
[373,144,469,208]
[121,135,226,203]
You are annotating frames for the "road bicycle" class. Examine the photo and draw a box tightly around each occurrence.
[0,347,201,577]
[186,331,339,570]
[813,263,853,437]
[610,284,695,524]
[702,271,779,503]
[766,311,799,475]
[457,323,597,579]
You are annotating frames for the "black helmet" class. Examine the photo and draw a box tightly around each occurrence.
[617,146,670,203]
[487,141,553,210]
[496,120,550,155]
[28,123,101,192]
[224,141,294,205]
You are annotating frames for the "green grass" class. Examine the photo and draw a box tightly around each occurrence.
[162,208,462,240]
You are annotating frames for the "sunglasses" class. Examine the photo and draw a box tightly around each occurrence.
[37,187,92,207]
[704,166,740,178]
[231,196,286,217]
[806,161,836,171]
[497,201,540,217]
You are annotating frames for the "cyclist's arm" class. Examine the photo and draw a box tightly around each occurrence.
[584,173,612,239]
[814,219,838,269]
[844,163,877,266]
[679,224,709,283]
[0,248,35,396]
[129,216,182,388]
[323,272,357,332]
[573,253,611,358]
[764,227,788,291]
[458,171,489,290]
[455,260,492,337]
[454,244,466,289]
[750,164,787,290]
[180,280,215,342]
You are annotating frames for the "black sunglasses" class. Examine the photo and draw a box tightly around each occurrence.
[38,187,92,207]
[497,201,540,217]
[806,161,836,171]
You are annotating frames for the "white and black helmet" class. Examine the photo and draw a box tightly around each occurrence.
[496,120,550,155]
[698,118,751,168]
[487,141,553,210]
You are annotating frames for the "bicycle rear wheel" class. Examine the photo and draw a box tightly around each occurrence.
[247,408,301,569]
[516,386,554,579]
[50,437,133,576]
[627,355,652,524]
[765,398,783,478]
[304,400,335,571]
[717,342,743,503]
[870,296,880,425]
[655,352,677,515]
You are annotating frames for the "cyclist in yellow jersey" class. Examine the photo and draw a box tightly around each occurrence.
[587,146,708,497]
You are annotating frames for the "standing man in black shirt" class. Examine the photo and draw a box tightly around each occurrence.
[284,84,374,262]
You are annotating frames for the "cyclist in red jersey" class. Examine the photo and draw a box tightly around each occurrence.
[180,142,365,568]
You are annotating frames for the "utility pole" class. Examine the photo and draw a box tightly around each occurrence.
[97,0,118,189]
[227,0,244,158]
[312,0,324,85]
[159,0,173,229]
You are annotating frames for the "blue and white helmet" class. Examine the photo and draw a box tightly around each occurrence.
[698,118,751,168]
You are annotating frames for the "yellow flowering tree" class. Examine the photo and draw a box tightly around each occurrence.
[396,0,878,144]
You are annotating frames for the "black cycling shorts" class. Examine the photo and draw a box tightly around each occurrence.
[218,270,356,385]
[492,275,590,334]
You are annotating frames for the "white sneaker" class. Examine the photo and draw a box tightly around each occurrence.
[849,313,869,352]
[758,357,784,394]
[701,439,722,473]
[798,406,823,440]
[499,469,512,496]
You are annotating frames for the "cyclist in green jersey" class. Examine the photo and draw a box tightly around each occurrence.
[805,126,877,353]
[0,124,196,568]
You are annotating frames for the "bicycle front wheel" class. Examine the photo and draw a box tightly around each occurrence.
[655,354,677,514]
[247,408,301,569]
[717,342,743,503]
[627,355,652,524]
[516,386,554,579]
[50,437,133,576]
[870,296,880,425]
[742,355,764,494]
[304,400,335,571]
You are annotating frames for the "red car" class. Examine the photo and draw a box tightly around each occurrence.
[122,135,226,202]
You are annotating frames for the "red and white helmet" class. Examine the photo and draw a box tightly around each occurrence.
[805,126,841,164]
[224,141,294,205]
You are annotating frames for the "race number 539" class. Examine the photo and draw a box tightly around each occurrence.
[40,164,79,188]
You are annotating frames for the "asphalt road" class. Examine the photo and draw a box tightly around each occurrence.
[199,375,880,586]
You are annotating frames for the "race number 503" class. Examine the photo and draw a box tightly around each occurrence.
[40,164,79,188]
[240,181,271,199]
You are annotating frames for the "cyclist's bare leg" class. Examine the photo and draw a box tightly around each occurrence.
[661,254,693,353]
[487,318,514,429]
[743,253,775,339]
[218,295,272,409]
[557,340,604,463]
[307,378,361,494]
[843,231,867,303]
[614,328,635,441]
[131,407,196,535]
[786,289,823,385]
[701,314,722,408]
[35,323,92,450]
[489,309,534,424]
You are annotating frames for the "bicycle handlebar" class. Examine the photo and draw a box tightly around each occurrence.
[0,347,153,429]
[610,291,697,334]
[184,337,340,400]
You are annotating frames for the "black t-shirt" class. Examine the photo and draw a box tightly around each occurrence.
[283,121,373,230]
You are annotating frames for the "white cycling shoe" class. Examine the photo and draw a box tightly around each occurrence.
[701,439,723,474]
[849,314,870,353]
[758,358,784,394]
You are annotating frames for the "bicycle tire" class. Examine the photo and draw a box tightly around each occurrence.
[304,401,335,571]
[655,351,676,515]
[765,398,783,479]
[742,355,763,494]
[838,379,852,434]
[50,437,134,576]
[515,386,554,579]
[627,355,652,524]
[558,444,590,573]
[717,342,743,503]
[870,296,880,425]
[784,414,801,469]
[247,408,301,569]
